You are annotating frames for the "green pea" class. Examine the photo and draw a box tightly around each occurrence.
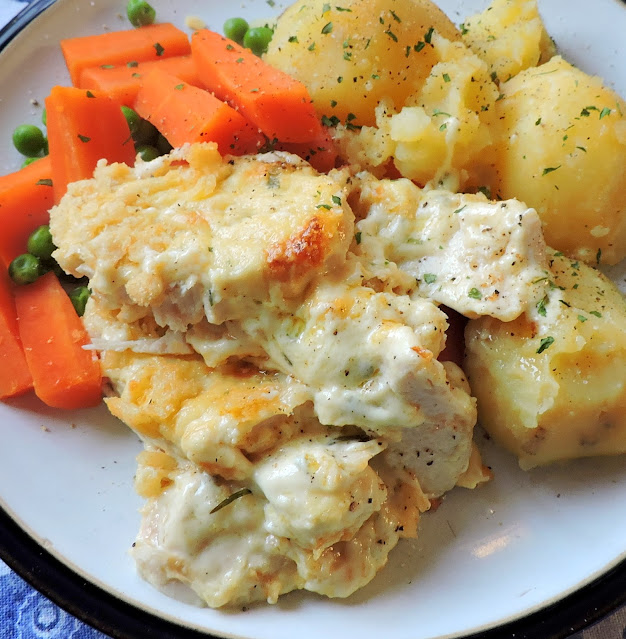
[224,17,249,45]
[27,225,56,261]
[243,26,274,56]
[121,105,141,135]
[126,0,156,27]
[156,133,173,155]
[12,124,46,157]
[8,253,42,285]
[135,144,160,162]
[69,285,91,317]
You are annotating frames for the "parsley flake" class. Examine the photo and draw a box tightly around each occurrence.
[210,488,252,514]
[355,231,362,244]
[321,22,333,34]
[36,178,53,187]
[423,273,437,284]
[599,107,611,119]
[154,42,165,56]
[536,336,555,354]
[542,165,561,176]
[77,134,91,143]
[468,288,482,300]
[424,27,434,43]
[443,73,451,82]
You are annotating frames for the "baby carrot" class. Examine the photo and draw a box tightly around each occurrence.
[191,29,321,143]
[15,272,102,410]
[61,23,191,86]
[134,68,265,155]
[0,268,33,399]
[0,156,53,267]
[45,86,136,202]
[79,55,200,106]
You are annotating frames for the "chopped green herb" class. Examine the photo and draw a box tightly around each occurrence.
[590,310,603,318]
[321,22,333,34]
[332,195,342,205]
[423,273,437,284]
[153,42,164,56]
[432,108,451,117]
[536,336,555,354]
[535,117,542,125]
[77,134,91,143]
[468,288,482,300]
[100,64,115,69]
[460,22,468,35]
[127,60,139,68]
[322,2,330,12]
[336,6,352,11]
[174,83,184,90]
[316,203,332,210]
[596,248,602,265]
[330,99,337,107]
[536,296,548,317]
[414,41,425,52]
[443,73,451,82]
[337,76,343,83]
[236,57,244,63]
[390,10,401,22]
[355,231,362,244]
[576,146,587,153]
[599,107,611,119]
[578,314,588,322]
[542,165,561,176]
[308,42,316,51]
[439,123,447,131]
[371,73,380,79]
[385,30,398,42]
[226,44,234,50]
[424,27,434,43]
[36,178,53,187]
[344,51,352,60]
[210,488,252,514]
[453,205,467,215]
[132,72,142,78]
[321,114,340,127]
[267,0,276,6]
[85,90,96,98]
[288,35,299,43]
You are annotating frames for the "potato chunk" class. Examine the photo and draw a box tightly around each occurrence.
[264,0,460,126]
[461,0,555,82]
[490,56,626,265]
[465,251,626,469]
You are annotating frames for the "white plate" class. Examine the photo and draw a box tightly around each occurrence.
[0,1,625,638]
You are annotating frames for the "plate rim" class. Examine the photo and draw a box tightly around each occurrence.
[1,2,626,638]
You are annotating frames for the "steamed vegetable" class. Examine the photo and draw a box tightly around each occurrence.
[134,68,265,155]
[0,156,53,267]
[45,86,136,202]
[60,22,191,86]
[14,272,102,409]
[191,29,322,143]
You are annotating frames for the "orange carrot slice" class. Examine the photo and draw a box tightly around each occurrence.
[79,55,201,106]
[45,86,136,203]
[134,68,265,155]
[191,29,321,143]
[15,272,102,410]
[0,156,53,267]
[0,269,33,399]
[61,23,191,87]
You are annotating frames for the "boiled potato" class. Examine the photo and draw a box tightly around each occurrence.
[465,250,626,469]
[264,0,460,126]
[489,56,626,265]
[461,0,555,82]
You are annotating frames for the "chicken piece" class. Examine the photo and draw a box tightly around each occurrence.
[132,423,429,607]
[51,143,354,331]
[353,173,550,320]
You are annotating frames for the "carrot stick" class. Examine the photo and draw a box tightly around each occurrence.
[61,23,191,87]
[191,29,321,143]
[45,86,136,203]
[0,269,33,399]
[134,68,265,155]
[14,272,102,410]
[0,156,53,267]
[79,55,201,106]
